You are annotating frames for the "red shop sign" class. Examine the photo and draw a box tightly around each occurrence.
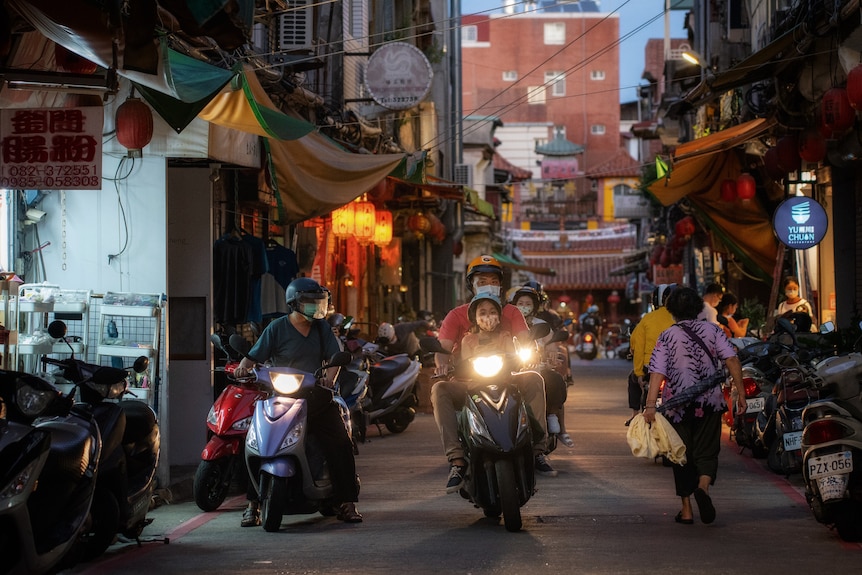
[0,107,103,190]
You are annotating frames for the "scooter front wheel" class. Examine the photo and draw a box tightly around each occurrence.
[194,458,233,512]
[494,459,522,532]
[76,489,120,561]
[260,472,287,532]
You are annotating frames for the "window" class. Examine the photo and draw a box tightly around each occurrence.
[503,70,518,82]
[544,71,565,96]
[590,70,605,81]
[591,124,606,135]
[462,25,477,43]
[544,22,565,45]
[527,86,546,105]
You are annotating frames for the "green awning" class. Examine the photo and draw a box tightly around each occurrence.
[465,188,496,219]
[492,252,556,276]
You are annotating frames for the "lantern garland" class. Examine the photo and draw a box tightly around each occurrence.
[353,201,376,245]
[331,202,355,238]
[736,173,756,202]
[372,209,393,246]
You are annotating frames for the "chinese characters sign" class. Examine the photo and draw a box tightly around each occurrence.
[0,107,103,190]
[772,196,827,250]
[365,42,433,111]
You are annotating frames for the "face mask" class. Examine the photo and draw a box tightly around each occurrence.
[299,301,328,320]
[474,284,501,298]
[477,314,500,332]
[517,304,533,317]
[785,289,799,299]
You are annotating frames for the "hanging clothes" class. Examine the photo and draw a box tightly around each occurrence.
[213,231,254,326]
[261,241,299,318]
[242,233,269,325]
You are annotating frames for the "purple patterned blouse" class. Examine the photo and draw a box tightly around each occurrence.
[648,319,737,423]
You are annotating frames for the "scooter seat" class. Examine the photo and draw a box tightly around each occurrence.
[370,355,411,378]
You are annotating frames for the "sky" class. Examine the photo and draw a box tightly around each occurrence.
[460,0,687,103]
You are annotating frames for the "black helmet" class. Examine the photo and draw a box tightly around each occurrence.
[285,277,330,312]
[327,313,346,329]
[509,286,541,310]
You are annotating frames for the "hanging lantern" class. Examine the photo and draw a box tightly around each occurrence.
[798,128,827,163]
[331,203,355,238]
[675,216,696,238]
[763,147,785,180]
[353,201,376,244]
[115,97,153,158]
[736,173,756,202]
[407,212,431,235]
[372,209,393,246]
[776,135,801,173]
[426,213,446,243]
[820,88,855,137]
[54,43,97,74]
[720,179,737,202]
[847,64,862,110]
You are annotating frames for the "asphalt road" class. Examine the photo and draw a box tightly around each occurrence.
[63,357,861,574]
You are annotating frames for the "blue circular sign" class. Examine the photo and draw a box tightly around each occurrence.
[772,196,828,249]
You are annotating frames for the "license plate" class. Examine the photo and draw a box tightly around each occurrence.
[808,451,853,480]
[745,397,764,414]
[783,431,802,451]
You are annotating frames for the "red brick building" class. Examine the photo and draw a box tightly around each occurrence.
[461,8,621,171]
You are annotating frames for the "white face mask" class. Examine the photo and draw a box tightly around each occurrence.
[477,314,500,332]
[517,304,533,317]
[299,301,328,320]
[785,289,799,299]
[474,284,501,298]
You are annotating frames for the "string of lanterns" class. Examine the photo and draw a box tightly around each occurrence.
[331,197,394,247]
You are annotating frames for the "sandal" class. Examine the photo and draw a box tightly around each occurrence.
[674,511,694,525]
[694,488,716,524]
[558,433,574,448]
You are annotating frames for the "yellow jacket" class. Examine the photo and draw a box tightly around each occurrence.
[630,307,675,377]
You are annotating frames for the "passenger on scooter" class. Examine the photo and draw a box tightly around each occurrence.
[510,285,573,448]
[432,255,555,491]
[377,320,428,358]
[234,278,362,526]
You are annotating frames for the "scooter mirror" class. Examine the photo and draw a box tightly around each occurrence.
[529,321,551,340]
[48,320,67,339]
[229,334,251,356]
[133,356,149,373]
[419,336,448,354]
[325,351,354,369]
[547,329,569,344]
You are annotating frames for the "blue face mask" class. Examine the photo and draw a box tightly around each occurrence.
[474,284,501,298]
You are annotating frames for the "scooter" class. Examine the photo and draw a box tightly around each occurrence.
[42,320,159,561]
[0,368,99,574]
[364,350,420,435]
[194,335,268,512]
[800,322,862,542]
[574,330,598,361]
[420,322,551,532]
[234,334,355,532]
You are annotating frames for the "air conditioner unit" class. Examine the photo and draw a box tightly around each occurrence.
[279,0,313,51]
[454,164,473,186]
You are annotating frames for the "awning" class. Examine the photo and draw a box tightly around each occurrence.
[492,252,556,276]
[645,151,778,280]
[465,188,496,219]
[519,254,629,290]
[199,65,315,140]
[671,118,776,163]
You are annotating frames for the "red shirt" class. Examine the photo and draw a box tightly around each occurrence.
[438,303,529,357]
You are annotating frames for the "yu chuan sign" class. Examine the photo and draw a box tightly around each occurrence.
[772,196,827,249]
[0,107,103,190]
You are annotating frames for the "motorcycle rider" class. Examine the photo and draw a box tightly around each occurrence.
[510,285,574,448]
[432,255,555,492]
[377,320,429,358]
[234,277,362,525]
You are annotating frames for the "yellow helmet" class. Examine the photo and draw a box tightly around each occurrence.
[466,255,503,288]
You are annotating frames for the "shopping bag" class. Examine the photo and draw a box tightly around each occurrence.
[626,413,687,465]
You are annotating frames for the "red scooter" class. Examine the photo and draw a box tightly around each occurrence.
[194,335,267,512]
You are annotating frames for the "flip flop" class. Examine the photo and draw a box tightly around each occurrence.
[674,511,694,525]
[694,488,716,524]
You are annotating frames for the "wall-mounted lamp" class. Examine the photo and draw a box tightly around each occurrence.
[681,50,706,68]
[343,274,354,287]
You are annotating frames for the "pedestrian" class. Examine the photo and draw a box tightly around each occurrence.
[233,277,362,526]
[774,276,816,332]
[696,282,724,325]
[717,293,749,338]
[626,283,676,426]
[642,287,746,525]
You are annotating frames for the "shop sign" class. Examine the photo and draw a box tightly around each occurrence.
[365,42,433,110]
[653,264,683,285]
[772,196,827,249]
[0,107,103,190]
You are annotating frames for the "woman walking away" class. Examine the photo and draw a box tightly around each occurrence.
[642,287,746,525]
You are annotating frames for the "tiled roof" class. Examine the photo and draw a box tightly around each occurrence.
[586,149,642,178]
[493,152,532,180]
[520,254,629,290]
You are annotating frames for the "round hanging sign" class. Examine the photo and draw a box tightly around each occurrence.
[772,196,828,249]
[364,42,433,110]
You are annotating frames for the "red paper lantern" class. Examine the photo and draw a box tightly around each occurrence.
[820,88,855,136]
[847,64,862,110]
[116,98,153,158]
[407,212,431,234]
[763,147,785,180]
[798,129,827,163]
[674,216,696,238]
[607,291,620,305]
[720,179,737,202]
[736,173,756,202]
[776,135,801,173]
[54,43,97,74]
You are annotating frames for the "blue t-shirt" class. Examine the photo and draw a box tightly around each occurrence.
[247,317,341,374]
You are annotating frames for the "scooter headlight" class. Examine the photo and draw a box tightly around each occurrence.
[271,373,304,395]
[232,416,253,432]
[471,355,504,378]
[517,346,534,364]
[16,379,56,417]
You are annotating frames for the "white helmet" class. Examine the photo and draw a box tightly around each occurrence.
[378,322,396,343]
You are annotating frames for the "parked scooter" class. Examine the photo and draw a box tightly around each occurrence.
[194,335,267,512]
[0,368,99,574]
[420,322,551,532]
[233,334,355,532]
[42,320,159,561]
[364,349,420,435]
[800,322,862,541]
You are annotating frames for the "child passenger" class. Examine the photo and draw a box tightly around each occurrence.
[460,293,514,361]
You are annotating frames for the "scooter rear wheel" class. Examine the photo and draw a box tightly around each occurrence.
[494,459,522,532]
[77,489,120,561]
[260,472,287,532]
[194,459,233,512]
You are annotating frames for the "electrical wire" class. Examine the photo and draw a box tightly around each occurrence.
[107,156,132,264]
